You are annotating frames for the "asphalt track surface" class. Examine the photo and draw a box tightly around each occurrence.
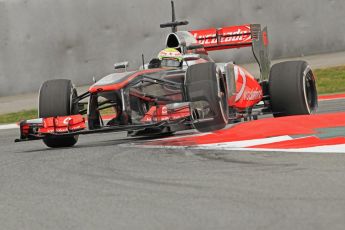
[1,99,345,230]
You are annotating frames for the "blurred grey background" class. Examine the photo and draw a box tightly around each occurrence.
[0,0,344,96]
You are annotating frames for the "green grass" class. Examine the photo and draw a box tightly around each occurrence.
[0,107,116,125]
[0,109,38,124]
[0,65,345,124]
[315,66,345,95]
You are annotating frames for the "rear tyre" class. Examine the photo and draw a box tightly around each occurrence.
[39,79,79,148]
[186,62,228,132]
[269,61,318,117]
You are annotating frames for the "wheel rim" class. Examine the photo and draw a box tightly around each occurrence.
[303,67,318,114]
[218,73,228,123]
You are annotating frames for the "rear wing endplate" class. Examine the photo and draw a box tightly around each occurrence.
[189,24,271,81]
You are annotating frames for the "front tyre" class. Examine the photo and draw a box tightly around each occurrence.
[269,61,318,117]
[186,62,228,132]
[39,79,79,148]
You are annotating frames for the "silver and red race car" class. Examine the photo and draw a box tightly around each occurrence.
[16,1,318,148]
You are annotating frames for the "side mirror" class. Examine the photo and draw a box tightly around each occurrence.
[183,54,201,61]
[114,61,129,72]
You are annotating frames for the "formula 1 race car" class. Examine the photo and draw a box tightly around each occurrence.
[16,1,318,148]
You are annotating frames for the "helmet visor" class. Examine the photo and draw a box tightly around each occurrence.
[161,59,181,67]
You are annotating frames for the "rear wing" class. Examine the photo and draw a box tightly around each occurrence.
[189,24,271,81]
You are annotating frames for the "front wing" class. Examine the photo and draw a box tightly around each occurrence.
[15,114,189,143]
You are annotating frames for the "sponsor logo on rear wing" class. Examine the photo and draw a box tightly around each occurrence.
[189,24,271,81]
[189,24,264,51]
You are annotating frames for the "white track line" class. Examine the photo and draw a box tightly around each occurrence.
[0,124,18,130]
[232,144,345,153]
[136,135,345,153]
[136,142,345,153]
[135,136,292,150]
[193,136,293,149]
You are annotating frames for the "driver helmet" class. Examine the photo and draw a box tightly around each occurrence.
[158,48,183,67]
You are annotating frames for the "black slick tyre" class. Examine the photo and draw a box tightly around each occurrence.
[38,79,79,148]
[269,61,318,117]
[186,62,228,132]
